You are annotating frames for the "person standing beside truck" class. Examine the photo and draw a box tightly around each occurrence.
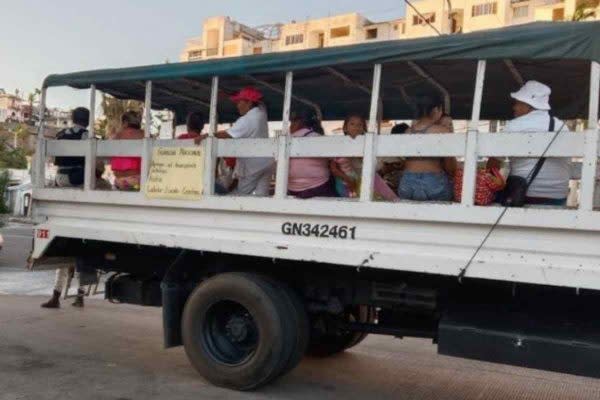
[489,81,571,206]
[195,87,274,196]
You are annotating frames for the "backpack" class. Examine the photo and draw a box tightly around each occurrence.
[55,126,88,185]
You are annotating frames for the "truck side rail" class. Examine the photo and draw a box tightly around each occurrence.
[34,60,600,218]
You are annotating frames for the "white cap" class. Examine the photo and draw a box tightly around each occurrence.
[510,80,551,111]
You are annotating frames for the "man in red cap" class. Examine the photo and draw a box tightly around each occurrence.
[196,86,274,196]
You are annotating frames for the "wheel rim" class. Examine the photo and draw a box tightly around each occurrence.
[202,300,259,366]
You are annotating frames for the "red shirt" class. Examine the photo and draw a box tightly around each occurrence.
[177,132,201,139]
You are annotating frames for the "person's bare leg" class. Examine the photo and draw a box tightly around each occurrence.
[72,271,85,308]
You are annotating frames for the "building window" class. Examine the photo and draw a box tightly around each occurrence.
[366,28,378,39]
[413,13,436,25]
[187,50,203,61]
[223,44,238,56]
[206,48,218,57]
[393,24,399,31]
[285,34,304,46]
[472,2,498,16]
[553,8,565,21]
[253,47,262,54]
[513,5,529,18]
[330,26,351,38]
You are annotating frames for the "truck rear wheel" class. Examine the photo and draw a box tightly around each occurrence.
[181,272,299,390]
[308,305,375,357]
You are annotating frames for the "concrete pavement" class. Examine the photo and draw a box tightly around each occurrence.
[0,222,32,269]
[1,295,600,400]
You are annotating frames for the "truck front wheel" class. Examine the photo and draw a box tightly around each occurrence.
[181,272,299,390]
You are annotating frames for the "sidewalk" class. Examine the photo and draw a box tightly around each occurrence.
[1,295,600,400]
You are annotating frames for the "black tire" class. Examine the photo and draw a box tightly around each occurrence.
[272,282,309,376]
[181,272,295,390]
[307,305,376,357]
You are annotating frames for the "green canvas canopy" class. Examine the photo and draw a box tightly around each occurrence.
[44,21,600,122]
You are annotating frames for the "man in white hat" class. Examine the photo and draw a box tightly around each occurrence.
[491,80,571,206]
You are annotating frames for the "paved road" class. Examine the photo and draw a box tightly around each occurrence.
[1,295,600,400]
[0,222,56,296]
[0,222,33,269]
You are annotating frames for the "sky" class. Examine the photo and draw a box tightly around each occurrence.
[1,0,406,110]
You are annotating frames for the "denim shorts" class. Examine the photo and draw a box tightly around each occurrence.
[398,171,453,201]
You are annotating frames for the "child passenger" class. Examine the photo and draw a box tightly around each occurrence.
[330,114,398,201]
[287,110,336,198]
[330,114,367,197]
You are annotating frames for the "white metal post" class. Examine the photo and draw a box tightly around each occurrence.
[84,85,97,191]
[461,60,487,207]
[360,63,382,202]
[274,71,293,199]
[203,76,219,196]
[34,87,47,188]
[140,80,152,190]
[579,61,600,211]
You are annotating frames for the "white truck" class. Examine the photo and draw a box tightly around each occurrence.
[31,22,600,390]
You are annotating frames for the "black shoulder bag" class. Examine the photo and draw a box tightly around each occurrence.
[497,116,555,207]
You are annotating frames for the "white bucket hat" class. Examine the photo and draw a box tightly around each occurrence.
[510,80,551,110]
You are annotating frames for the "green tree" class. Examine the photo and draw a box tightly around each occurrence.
[0,171,9,214]
[98,94,143,138]
[0,137,28,169]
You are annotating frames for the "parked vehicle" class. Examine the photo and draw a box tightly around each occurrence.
[31,22,600,390]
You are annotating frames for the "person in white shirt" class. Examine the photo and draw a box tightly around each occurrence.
[196,87,274,196]
[490,81,571,206]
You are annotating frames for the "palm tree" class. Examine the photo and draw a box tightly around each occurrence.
[26,88,41,123]
[572,0,599,21]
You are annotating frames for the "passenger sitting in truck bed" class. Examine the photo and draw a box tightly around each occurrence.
[287,109,336,199]
[110,111,144,191]
[330,114,398,201]
[179,111,235,194]
[380,123,409,193]
[489,81,571,206]
[398,95,456,201]
[195,87,274,196]
[330,114,367,198]
[54,107,90,187]
[178,111,205,140]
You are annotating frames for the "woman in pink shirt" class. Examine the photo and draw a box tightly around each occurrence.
[287,110,336,199]
[110,111,144,190]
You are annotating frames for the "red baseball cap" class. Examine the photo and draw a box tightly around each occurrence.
[230,86,263,103]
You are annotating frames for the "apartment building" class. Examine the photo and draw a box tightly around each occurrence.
[0,89,25,123]
[180,1,599,61]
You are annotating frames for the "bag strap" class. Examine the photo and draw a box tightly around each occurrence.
[527,115,555,186]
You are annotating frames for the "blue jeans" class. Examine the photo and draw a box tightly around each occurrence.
[398,172,453,201]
